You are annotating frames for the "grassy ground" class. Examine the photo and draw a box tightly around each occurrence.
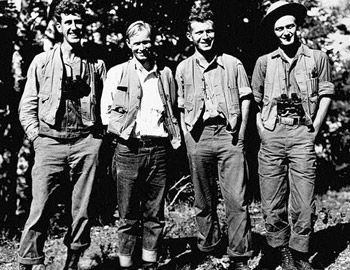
[2,189,350,270]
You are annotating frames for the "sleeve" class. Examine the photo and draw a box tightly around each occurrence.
[100,65,122,125]
[175,63,185,109]
[251,55,267,107]
[167,68,177,109]
[18,56,42,141]
[236,59,252,98]
[316,51,335,97]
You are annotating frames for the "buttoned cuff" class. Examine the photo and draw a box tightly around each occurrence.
[26,127,39,142]
[239,87,252,98]
[319,81,335,96]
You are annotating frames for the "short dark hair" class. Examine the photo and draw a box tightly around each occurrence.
[187,4,214,32]
[54,0,86,23]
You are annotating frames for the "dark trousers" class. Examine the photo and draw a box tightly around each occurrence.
[112,139,168,265]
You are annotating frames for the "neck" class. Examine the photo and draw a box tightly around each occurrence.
[61,41,81,60]
[137,58,154,72]
[280,40,301,59]
[196,49,216,66]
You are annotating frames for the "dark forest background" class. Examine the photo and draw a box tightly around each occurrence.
[0,0,350,240]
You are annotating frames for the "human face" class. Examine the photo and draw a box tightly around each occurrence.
[56,13,83,45]
[127,29,152,63]
[187,20,215,54]
[274,15,297,46]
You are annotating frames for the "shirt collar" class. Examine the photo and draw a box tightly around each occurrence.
[271,43,312,59]
[194,51,224,70]
[132,57,158,76]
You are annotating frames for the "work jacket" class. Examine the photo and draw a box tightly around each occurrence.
[252,44,335,130]
[19,45,106,141]
[106,59,181,149]
[176,53,251,133]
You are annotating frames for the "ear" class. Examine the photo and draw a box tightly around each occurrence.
[126,38,132,49]
[186,31,193,42]
[56,20,62,34]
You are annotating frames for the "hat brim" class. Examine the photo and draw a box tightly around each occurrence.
[261,3,307,30]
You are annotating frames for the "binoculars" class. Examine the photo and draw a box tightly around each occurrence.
[62,75,91,100]
[277,93,303,116]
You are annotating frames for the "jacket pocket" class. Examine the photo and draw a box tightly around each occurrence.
[261,95,271,122]
[37,92,50,120]
[108,110,127,136]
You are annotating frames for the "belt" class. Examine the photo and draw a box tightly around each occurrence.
[118,136,169,148]
[277,116,307,126]
[203,116,226,126]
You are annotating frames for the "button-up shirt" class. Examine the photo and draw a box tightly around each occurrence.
[134,61,168,138]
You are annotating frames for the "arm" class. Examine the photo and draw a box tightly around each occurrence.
[175,65,188,136]
[100,65,120,126]
[239,97,250,140]
[312,51,334,134]
[251,56,267,135]
[313,96,332,135]
[18,56,41,141]
[236,59,252,140]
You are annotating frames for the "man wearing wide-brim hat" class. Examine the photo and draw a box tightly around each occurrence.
[252,1,334,269]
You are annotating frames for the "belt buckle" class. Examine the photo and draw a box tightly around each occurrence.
[280,117,295,126]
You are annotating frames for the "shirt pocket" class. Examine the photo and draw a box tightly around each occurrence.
[308,95,319,119]
[306,78,319,96]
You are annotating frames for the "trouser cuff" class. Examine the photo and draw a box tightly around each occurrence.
[119,254,133,267]
[142,248,157,262]
[18,253,44,265]
[290,228,311,253]
[265,224,290,248]
[197,237,222,253]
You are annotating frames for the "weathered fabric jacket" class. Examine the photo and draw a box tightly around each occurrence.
[19,45,106,141]
[176,53,251,133]
[105,59,181,149]
[252,44,335,130]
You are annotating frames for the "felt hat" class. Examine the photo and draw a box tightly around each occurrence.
[261,1,307,30]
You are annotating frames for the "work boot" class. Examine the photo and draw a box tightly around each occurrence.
[294,252,314,270]
[63,249,82,270]
[279,246,297,270]
[18,264,32,270]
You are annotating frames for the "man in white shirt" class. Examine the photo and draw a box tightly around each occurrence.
[100,21,181,270]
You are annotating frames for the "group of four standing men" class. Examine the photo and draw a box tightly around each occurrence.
[17,0,334,270]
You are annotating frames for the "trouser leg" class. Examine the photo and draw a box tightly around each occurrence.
[113,143,146,267]
[288,125,316,253]
[185,125,221,252]
[216,128,252,258]
[18,136,67,265]
[63,134,102,251]
[259,125,290,248]
[142,146,167,262]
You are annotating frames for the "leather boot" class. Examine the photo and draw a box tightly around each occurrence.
[279,246,297,270]
[18,264,32,270]
[63,249,81,270]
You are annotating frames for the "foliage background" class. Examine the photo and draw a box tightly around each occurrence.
[0,0,349,243]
